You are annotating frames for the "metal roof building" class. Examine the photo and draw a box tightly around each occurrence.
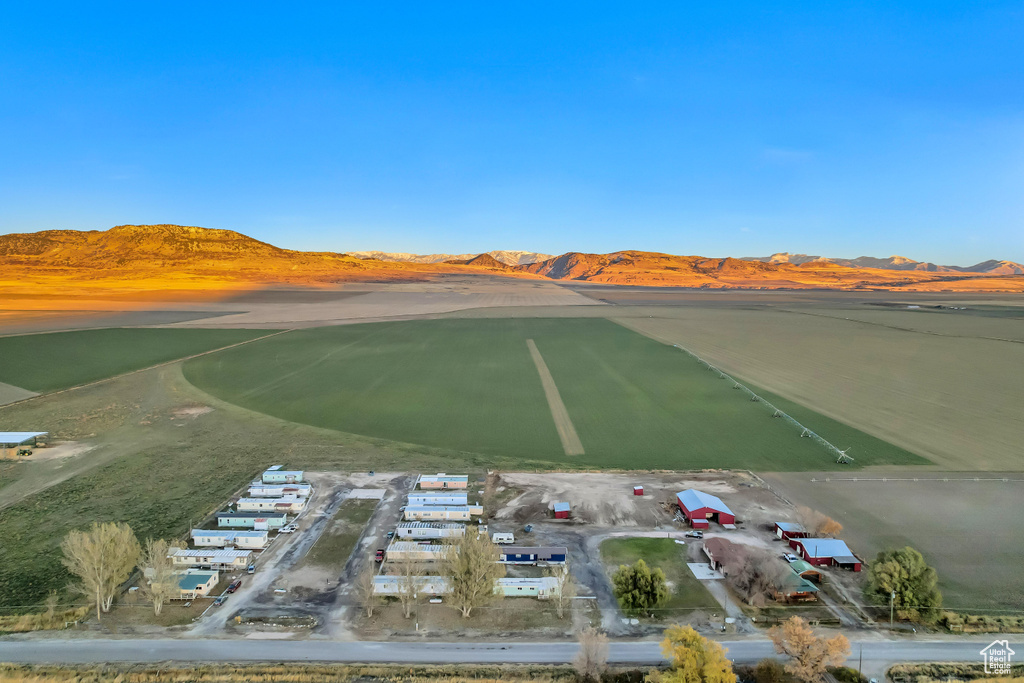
[0,432,48,459]
[416,473,469,489]
[395,522,466,539]
[790,538,862,571]
[499,546,568,564]
[248,483,312,498]
[191,529,268,548]
[216,511,288,529]
[403,504,483,521]
[169,548,252,569]
[677,489,736,528]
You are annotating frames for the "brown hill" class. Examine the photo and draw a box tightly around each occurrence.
[1,225,1022,294]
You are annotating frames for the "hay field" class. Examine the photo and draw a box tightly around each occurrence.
[617,307,1024,471]
[0,328,272,393]
[763,472,1024,610]
[183,318,924,470]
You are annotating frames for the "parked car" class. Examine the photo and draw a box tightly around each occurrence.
[782,553,798,563]
[247,563,256,574]
[213,596,227,606]
[386,531,395,539]
[375,548,385,562]
[685,530,704,539]
[226,579,242,593]
[399,505,407,512]
[279,524,298,533]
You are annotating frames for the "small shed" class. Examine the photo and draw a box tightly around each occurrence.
[633,486,644,496]
[553,502,570,519]
[774,522,808,541]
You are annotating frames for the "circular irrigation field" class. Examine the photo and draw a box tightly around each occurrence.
[182,318,926,470]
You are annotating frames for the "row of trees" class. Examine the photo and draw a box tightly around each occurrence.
[60,521,181,621]
[576,618,848,683]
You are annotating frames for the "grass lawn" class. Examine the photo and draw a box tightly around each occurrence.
[0,328,274,393]
[600,537,719,617]
[302,499,378,568]
[184,318,925,470]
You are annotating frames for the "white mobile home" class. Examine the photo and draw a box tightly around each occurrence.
[191,529,268,549]
[395,522,466,540]
[261,466,304,484]
[416,473,469,490]
[248,483,312,498]
[404,504,483,521]
[385,542,449,562]
[169,548,252,570]
[373,575,451,596]
[408,491,469,506]
[236,496,306,513]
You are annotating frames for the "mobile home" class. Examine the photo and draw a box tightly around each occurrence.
[395,522,466,540]
[191,529,268,549]
[216,511,288,529]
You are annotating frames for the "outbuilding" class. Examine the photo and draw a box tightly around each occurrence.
[499,546,567,565]
[0,432,48,460]
[191,529,268,549]
[788,559,822,583]
[216,511,288,530]
[553,502,570,519]
[790,538,862,571]
[633,486,644,496]
[774,522,808,541]
[677,489,735,528]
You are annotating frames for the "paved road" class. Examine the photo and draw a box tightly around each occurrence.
[0,638,1012,674]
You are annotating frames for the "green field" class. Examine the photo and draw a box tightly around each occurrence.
[184,318,926,470]
[0,328,273,393]
[600,537,719,615]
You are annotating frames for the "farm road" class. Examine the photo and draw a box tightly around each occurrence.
[526,339,584,456]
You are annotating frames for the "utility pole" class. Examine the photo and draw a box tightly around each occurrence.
[890,590,896,627]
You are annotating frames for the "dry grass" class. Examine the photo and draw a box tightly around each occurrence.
[0,663,578,683]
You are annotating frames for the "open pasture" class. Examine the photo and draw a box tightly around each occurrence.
[183,318,924,470]
[0,328,272,394]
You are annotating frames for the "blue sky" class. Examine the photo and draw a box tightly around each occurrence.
[1,3,1022,264]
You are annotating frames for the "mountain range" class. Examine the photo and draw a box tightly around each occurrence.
[744,252,1024,275]
[2,224,1023,294]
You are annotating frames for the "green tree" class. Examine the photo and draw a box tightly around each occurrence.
[651,624,736,683]
[612,559,669,616]
[867,546,942,622]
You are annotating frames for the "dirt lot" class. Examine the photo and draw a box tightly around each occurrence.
[493,471,788,528]
[763,472,1024,612]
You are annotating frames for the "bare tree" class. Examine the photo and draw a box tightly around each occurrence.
[768,616,850,683]
[573,627,609,681]
[139,538,182,616]
[728,549,791,607]
[61,522,141,620]
[796,507,843,538]
[550,561,577,619]
[355,555,380,618]
[396,561,422,619]
[441,530,505,618]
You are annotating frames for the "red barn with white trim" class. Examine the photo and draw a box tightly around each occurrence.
[790,538,862,571]
[676,489,735,528]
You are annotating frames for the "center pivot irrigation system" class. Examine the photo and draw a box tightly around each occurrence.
[671,344,854,464]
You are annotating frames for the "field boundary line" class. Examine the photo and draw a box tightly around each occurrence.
[811,476,1024,483]
[526,339,585,456]
[0,328,295,411]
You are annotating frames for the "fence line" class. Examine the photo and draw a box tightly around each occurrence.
[670,344,853,464]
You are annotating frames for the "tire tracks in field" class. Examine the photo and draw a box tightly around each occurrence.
[526,339,585,456]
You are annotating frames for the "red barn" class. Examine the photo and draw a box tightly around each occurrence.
[553,502,570,519]
[774,522,808,541]
[677,489,735,528]
[790,538,862,571]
